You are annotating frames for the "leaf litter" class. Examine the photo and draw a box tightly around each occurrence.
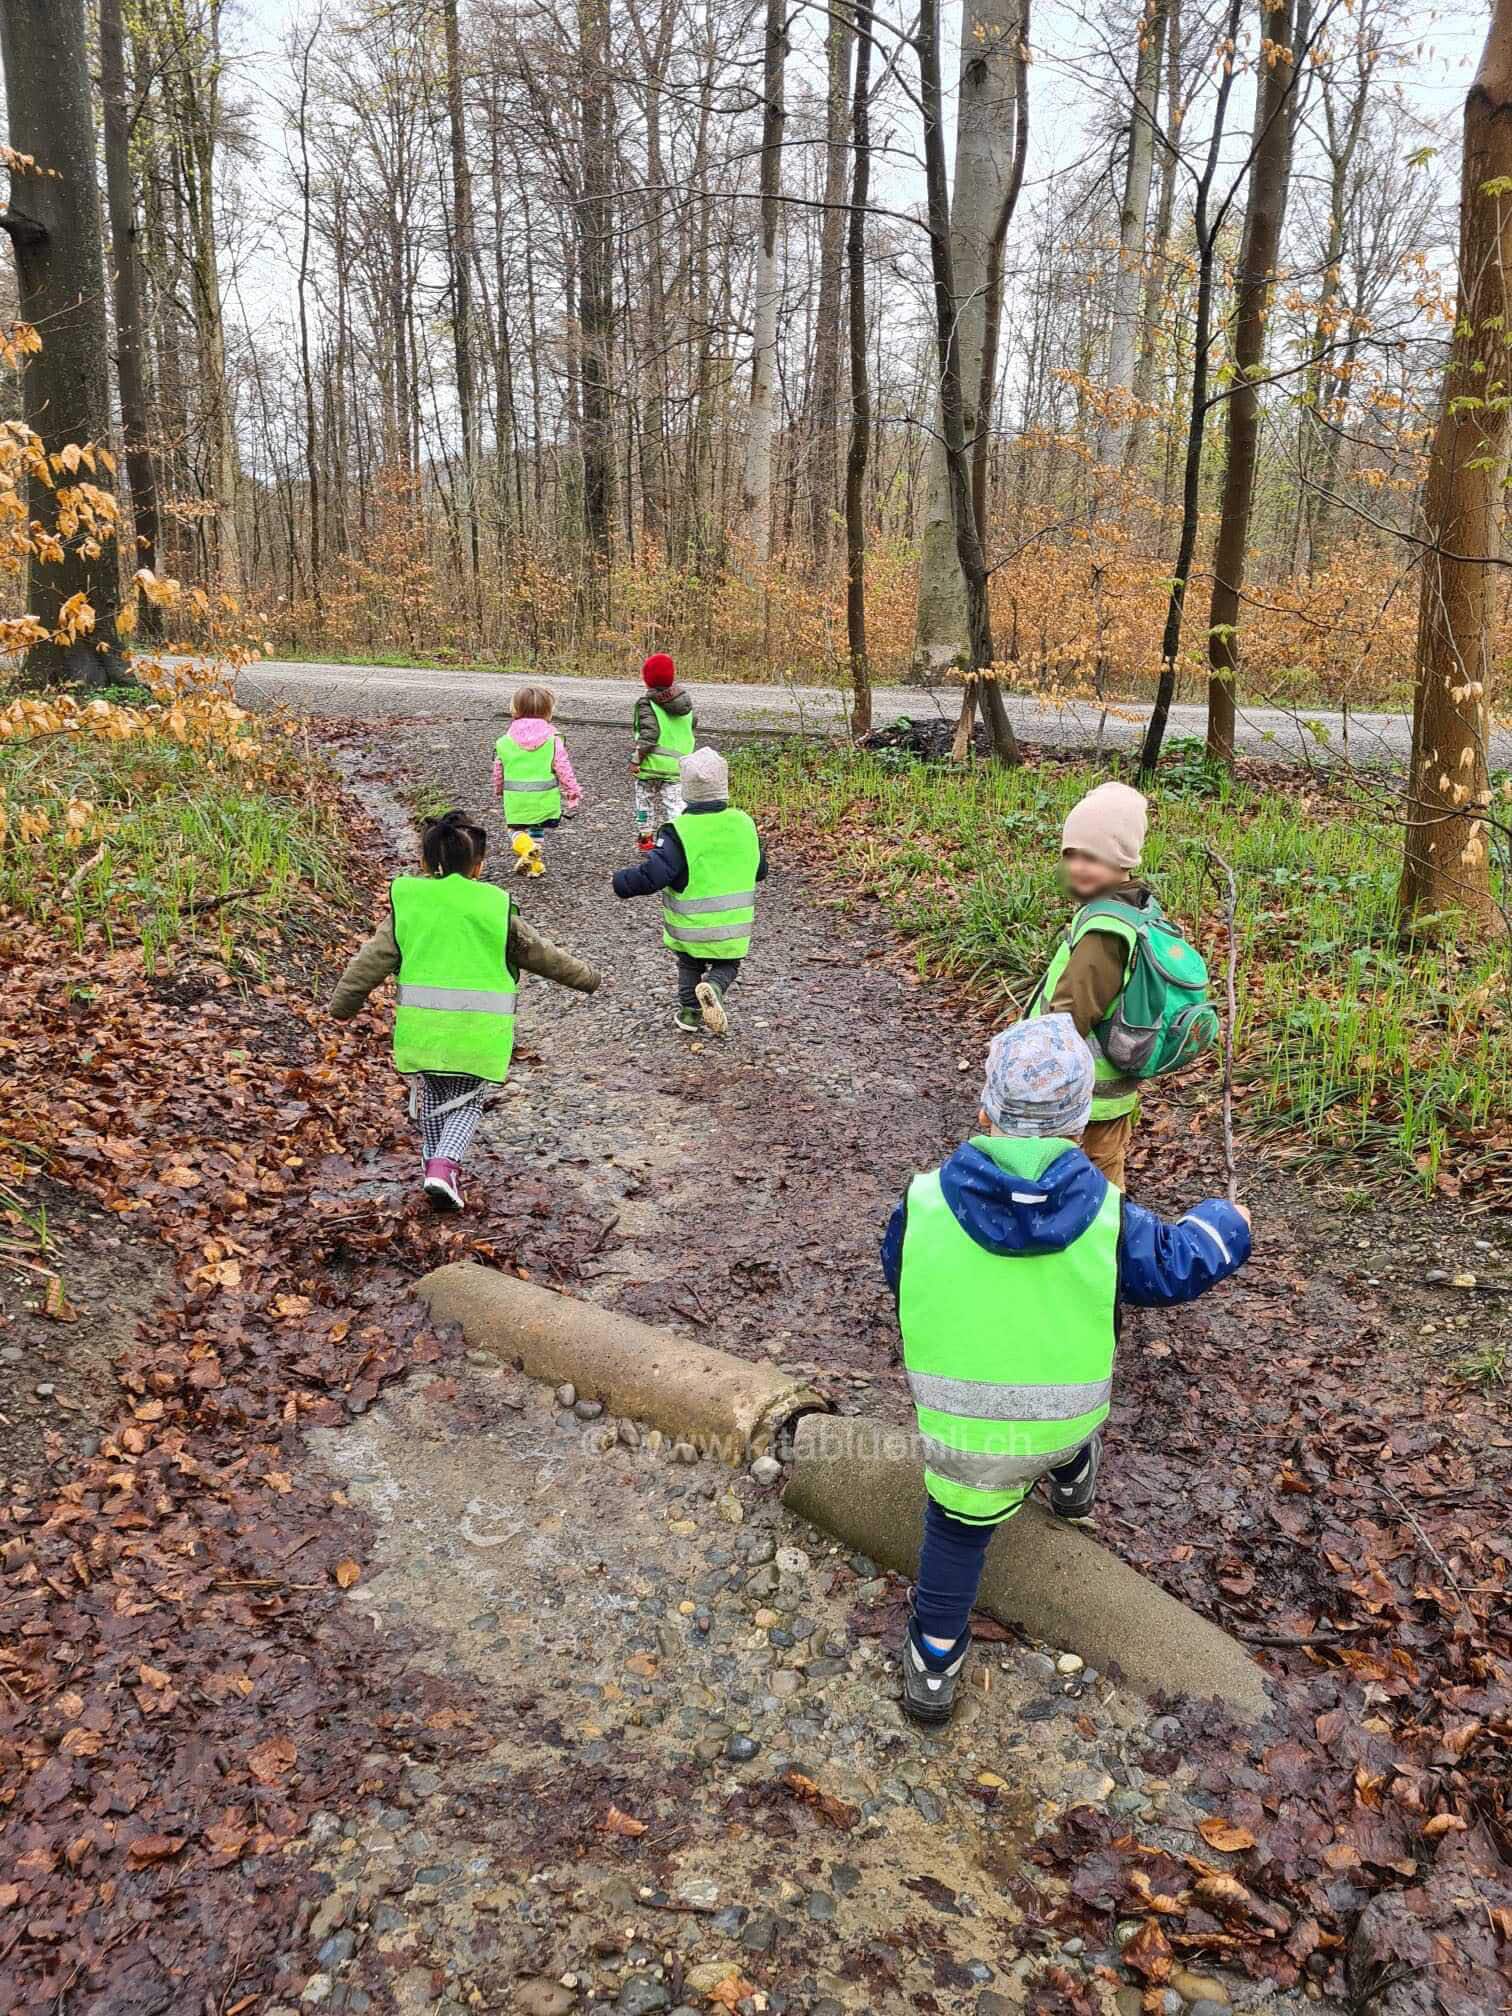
[0,760,614,2013]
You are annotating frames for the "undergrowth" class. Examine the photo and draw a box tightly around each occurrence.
[734,740,1512,1201]
[0,669,348,968]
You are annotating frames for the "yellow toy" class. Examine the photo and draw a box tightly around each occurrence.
[511,831,545,877]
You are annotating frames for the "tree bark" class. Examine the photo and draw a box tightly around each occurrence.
[0,0,127,685]
[810,0,853,567]
[845,0,874,734]
[1398,0,1512,932]
[1097,0,1168,469]
[917,0,1018,763]
[912,0,1022,676]
[739,0,787,566]
[1205,0,1301,762]
[99,0,163,638]
[443,0,481,601]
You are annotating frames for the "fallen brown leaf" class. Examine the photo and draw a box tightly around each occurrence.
[781,1768,859,1831]
[1122,1918,1173,1983]
[333,1558,361,1589]
[126,1834,186,1868]
[1197,1817,1257,1853]
[246,1735,296,1784]
[600,1805,647,1838]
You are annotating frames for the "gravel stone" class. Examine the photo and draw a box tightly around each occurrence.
[574,1397,604,1421]
[724,1733,760,1763]
[554,1384,576,1408]
[615,1977,671,2015]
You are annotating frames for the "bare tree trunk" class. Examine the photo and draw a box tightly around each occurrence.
[810,0,853,567]
[174,0,244,595]
[99,0,163,638]
[1298,31,1372,577]
[1098,0,1168,469]
[291,7,323,621]
[1137,0,1245,777]
[1205,0,1301,762]
[913,0,1022,677]
[1127,0,1180,479]
[845,0,873,735]
[578,0,615,566]
[1399,0,1512,932]
[443,0,481,604]
[0,0,127,685]
[739,0,786,565]
[918,0,1018,764]
[973,0,1030,536]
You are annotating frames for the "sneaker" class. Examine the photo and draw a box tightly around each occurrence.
[673,1005,701,1033]
[901,1615,971,1725]
[1044,1432,1101,1521]
[422,1158,464,1212]
[695,980,728,1036]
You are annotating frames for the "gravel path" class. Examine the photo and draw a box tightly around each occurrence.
[296,720,1340,2016]
[232,655,1486,768]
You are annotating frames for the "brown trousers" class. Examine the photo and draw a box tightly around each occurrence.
[1082,1110,1135,1191]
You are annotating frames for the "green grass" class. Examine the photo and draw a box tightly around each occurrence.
[1453,1338,1509,1388]
[0,718,348,969]
[732,738,1512,1197]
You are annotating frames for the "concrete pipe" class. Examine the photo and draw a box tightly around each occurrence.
[782,1413,1273,1722]
[416,1262,830,1459]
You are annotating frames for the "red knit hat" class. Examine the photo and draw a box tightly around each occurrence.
[642,652,676,689]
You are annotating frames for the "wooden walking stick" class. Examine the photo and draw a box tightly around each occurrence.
[1204,845,1241,1205]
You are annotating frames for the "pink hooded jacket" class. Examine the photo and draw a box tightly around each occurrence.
[492,716,581,814]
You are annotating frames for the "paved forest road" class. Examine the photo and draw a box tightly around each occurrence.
[232,654,1501,766]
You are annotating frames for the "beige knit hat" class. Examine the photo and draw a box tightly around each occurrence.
[680,746,729,804]
[1061,781,1148,870]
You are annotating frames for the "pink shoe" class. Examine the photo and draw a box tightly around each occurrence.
[422,1158,464,1212]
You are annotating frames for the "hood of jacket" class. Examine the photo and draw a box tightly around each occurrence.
[506,716,557,751]
[937,1134,1108,1256]
[645,681,693,717]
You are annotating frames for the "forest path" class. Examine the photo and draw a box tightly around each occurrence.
[341,716,977,1405]
[236,654,1476,766]
[308,719,1337,2016]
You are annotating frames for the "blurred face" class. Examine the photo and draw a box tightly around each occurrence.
[1061,849,1126,900]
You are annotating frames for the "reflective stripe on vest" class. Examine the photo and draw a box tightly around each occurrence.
[637,698,695,778]
[898,1138,1120,1523]
[496,731,562,822]
[1030,909,1141,1121]
[661,808,760,960]
[390,874,517,1083]
[396,983,516,1015]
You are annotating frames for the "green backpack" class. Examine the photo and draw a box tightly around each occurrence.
[1073,895,1219,1081]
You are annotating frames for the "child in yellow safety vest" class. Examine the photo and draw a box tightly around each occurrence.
[631,653,696,849]
[492,686,582,870]
[882,1014,1251,1724]
[611,746,766,1035]
[1026,780,1154,1192]
[330,810,599,1212]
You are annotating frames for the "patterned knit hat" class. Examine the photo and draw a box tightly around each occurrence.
[981,1014,1095,1137]
[642,652,677,689]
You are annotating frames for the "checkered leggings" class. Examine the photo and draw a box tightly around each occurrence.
[411,1073,488,1165]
